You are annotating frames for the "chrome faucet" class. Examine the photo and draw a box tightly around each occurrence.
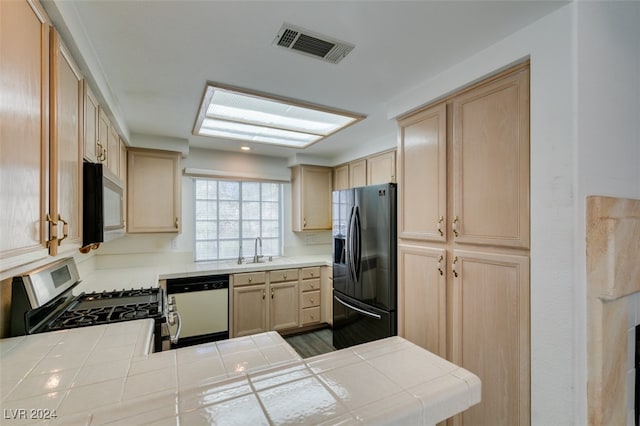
[237,242,244,264]
[253,237,263,263]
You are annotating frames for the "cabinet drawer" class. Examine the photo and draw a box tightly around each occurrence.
[301,307,321,325]
[269,269,299,283]
[301,278,320,292]
[301,267,320,280]
[234,272,266,286]
[301,290,320,308]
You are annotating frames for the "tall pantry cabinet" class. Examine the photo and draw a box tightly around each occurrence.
[397,64,530,426]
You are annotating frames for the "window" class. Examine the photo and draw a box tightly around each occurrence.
[194,179,283,262]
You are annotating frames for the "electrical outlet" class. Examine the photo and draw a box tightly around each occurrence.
[170,238,178,250]
[305,234,316,244]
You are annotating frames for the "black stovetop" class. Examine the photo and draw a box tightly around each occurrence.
[41,287,165,332]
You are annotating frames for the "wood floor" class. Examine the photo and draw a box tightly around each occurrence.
[284,328,335,358]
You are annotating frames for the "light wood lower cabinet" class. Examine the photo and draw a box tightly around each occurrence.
[398,244,446,358]
[232,266,328,337]
[269,281,299,331]
[300,267,321,326]
[233,284,267,337]
[451,250,530,426]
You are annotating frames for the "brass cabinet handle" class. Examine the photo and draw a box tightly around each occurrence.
[45,214,58,247]
[437,216,444,237]
[249,277,253,283]
[303,218,307,228]
[452,216,459,238]
[437,255,444,276]
[284,274,287,279]
[271,289,274,299]
[262,290,266,300]
[452,256,459,278]
[58,214,68,245]
[97,143,105,162]
[175,217,179,229]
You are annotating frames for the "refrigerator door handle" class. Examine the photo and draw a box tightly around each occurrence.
[347,206,356,283]
[354,206,362,282]
[334,295,382,320]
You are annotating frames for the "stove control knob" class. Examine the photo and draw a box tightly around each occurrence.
[168,304,175,313]
[168,296,176,306]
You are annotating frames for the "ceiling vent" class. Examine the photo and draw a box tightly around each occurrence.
[273,23,354,64]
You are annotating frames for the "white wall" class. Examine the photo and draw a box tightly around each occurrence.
[97,148,331,268]
[389,5,577,425]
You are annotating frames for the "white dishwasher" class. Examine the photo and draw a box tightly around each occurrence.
[166,274,229,348]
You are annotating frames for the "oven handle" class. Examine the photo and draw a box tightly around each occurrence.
[170,312,182,345]
[334,295,381,320]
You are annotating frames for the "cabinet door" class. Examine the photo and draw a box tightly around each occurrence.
[450,250,530,426]
[269,281,299,331]
[97,108,109,166]
[334,164,349,190]
[107,124,119,177]
[367,150,396,185]
[398,103,447,242]
[348,159,366,188]
[233,284,267,337]
[292,165,332,231]
[452,68,530,248]
[83,83,99,163]
[398,244,446,357]
[0,0,50,264]
[50,29,83,255]
[127,148,181,233]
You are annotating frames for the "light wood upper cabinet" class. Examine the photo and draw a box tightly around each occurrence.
[107,124,119,177]
[450,250,530,426]
[127,148,181,233]
[452,68,530,249]
[333,149,397,190]
[291,165,332,232]
[398,244,446,358]
[398,104,447,242]
[333,164,349,191]
[97,107,109,167]
[367,150,396,185]
[348,159,367,188]
[0,0,50,263]
[83,83,99,163]
[49,28,83,256]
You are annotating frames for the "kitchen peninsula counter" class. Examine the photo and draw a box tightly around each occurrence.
[0,322,480,425]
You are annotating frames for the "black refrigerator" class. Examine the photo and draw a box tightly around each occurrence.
[332,182,397,349]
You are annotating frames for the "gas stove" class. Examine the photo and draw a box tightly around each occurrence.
[9,258,179,352]
[43,287,164,331]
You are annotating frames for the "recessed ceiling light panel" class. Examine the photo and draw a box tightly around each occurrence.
[194,83,365,149]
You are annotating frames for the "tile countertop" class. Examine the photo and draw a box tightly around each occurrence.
[0,324,480,425]
[76,255,331,294]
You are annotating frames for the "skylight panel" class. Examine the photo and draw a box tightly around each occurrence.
[194,83,365,149]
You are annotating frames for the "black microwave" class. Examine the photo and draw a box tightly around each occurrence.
[82,162,124,250]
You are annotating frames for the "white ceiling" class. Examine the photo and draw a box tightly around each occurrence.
[47,0,566,162]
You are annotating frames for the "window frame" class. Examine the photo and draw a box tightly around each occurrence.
[193,177,283,262]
